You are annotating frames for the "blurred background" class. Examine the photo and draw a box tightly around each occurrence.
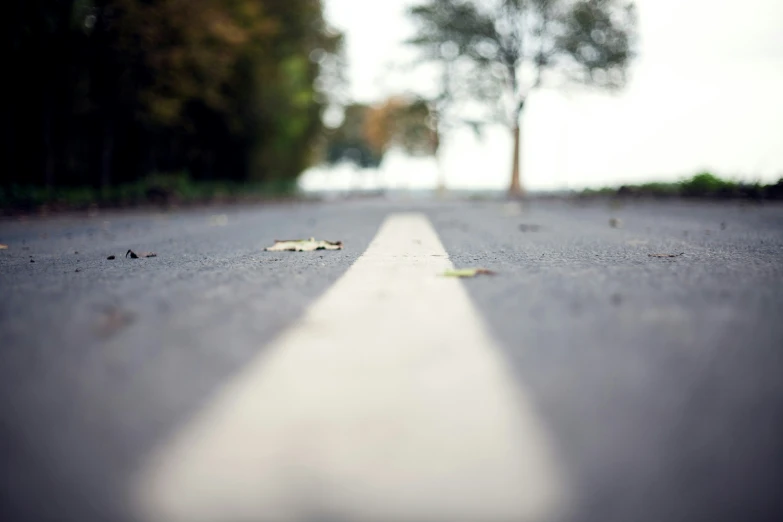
[3,0,783,210]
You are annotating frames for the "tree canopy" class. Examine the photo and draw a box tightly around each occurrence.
[407,0,638,195]
[320,97,437,169]
[3,0,343,194]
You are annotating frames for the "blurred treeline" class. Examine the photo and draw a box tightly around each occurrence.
[322,97,438,169]
[3,0,342,201]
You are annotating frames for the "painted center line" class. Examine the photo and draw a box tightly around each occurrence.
[131,212,569,522]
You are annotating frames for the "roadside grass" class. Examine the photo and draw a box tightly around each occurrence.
[0,171,303,214]
[578,172,783,201]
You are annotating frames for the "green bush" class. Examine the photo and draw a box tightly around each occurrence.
[679,171,737,197]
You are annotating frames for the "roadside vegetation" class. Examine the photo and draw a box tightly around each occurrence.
[4,0,341,213]
[0,172,303,214]
[578,172,783,201]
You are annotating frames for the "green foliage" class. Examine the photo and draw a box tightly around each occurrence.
[406,0,638,193]
[364,97,438,158]
[579,186,617,196]
[319,104,383,169]
[391,99,439,157]
[578,172,783,200]
[634,182,680,196]
[3,0,342,193]
[0,171,299,211]
[406,0,638,123]
[317,97,438,169]
[557,0,638,88]
[679,171,737,196]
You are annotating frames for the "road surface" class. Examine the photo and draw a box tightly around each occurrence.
[1,197,782,522]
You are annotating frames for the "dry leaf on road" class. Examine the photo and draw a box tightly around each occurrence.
[264,238,343,252]
[441,268,496,278]
[0,244,8,249]
[126,249,157,259]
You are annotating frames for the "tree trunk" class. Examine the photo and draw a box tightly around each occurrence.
[508,124,523,198]
[434,130,446,196]
[436,154,447,196]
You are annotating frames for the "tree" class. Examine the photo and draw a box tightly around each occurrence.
[320,97,436,170]
[320,103,382,169]
[407,0,638,197]
[109,0,342,184]
[3,0,342,197]
[364,96,437,160]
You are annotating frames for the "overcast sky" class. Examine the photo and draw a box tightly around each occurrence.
[302,0,783,191]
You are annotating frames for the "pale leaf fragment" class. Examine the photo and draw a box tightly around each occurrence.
[264,238,343,252]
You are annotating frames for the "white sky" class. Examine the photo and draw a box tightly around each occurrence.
[301,0,783,191]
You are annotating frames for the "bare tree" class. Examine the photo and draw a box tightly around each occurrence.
[407,0,638,197]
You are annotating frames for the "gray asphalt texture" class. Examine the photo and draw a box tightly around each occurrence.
[1,197,782,522]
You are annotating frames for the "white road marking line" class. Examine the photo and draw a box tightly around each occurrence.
[131,212,569,522]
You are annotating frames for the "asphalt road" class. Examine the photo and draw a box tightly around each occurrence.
[1,197,782,522]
